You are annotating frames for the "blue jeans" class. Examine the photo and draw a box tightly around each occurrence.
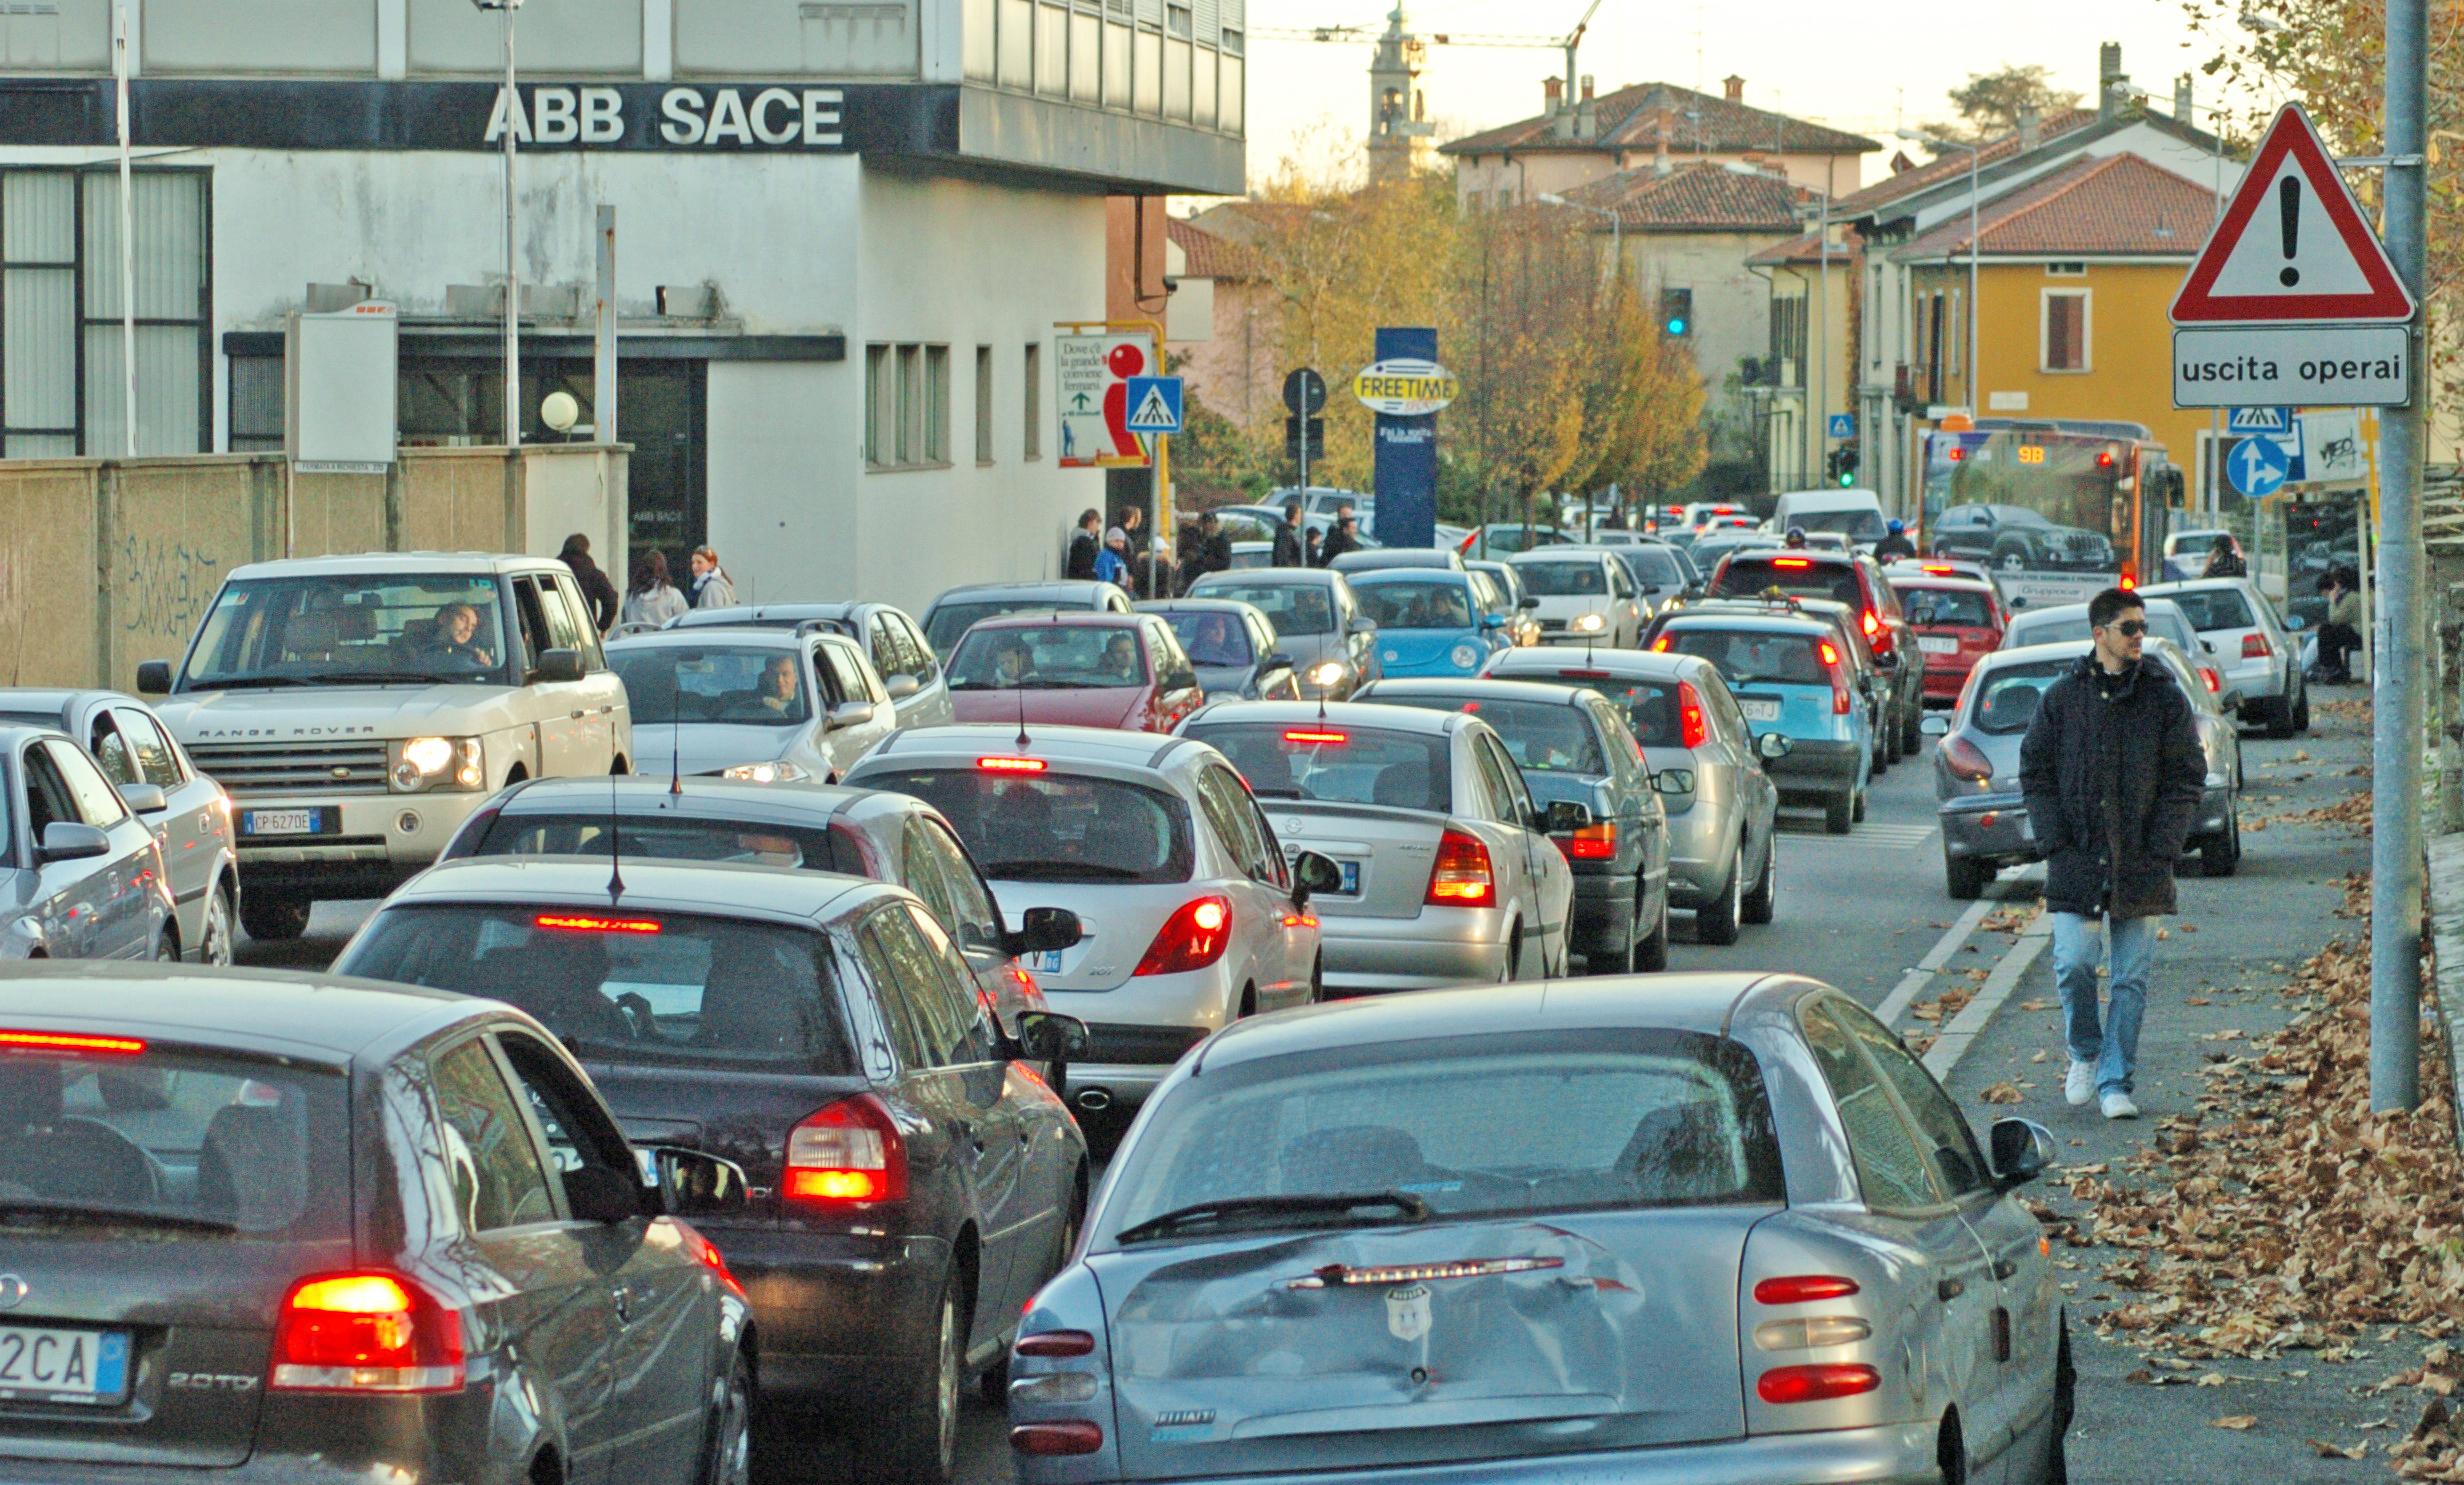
[2050,912,2157,1096]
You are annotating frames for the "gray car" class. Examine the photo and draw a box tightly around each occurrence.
[1928,635,2244,897]
[1185,568,1382,700]
[1136,599,1303,701]
[920,579,1133,655]
[667,600,956,729]
[1480,647,1781,943]
[606,627,899,785]
[0,723,178,961]
[2139,577,2309,737]
[1009,975,2067,1485]
[0,690,239,965]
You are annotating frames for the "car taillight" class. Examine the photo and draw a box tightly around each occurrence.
[270,1272,465,1393]
[2199,666,2221,694]
[1678,680,1708,749]
[1860,608,1887,653]
[1818,641,1852,716]
[2242,633,2272,658]
[978,756,1048,773]
[1011,1421,1106,1456]
[1015,1330,1097,1358]
[0,1029,145,1056]
[1424,829,1496,908]
[1758,1364,1881,1404]
[1651,636,1672,652]
[1754,1274,1861,1304]
[1941,735,1994,782]
[785,1094,909,1205]
[1560,821,1618,860]
[1133,896,1233,976]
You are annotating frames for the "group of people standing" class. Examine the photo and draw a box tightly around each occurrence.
[1063,493,1368,598]
[550,532,740,636]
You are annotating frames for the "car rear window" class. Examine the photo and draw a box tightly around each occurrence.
[0,1043,345,1236]
[1970,663,2068,735]
[947,625,1146,691]
[1190,581,1334,636]
[1897,587,1996,628]
[1662,629,1832,687]
[1513,561,1607,596]
[1100,1029,1784,1241]
[341,907,857,1073]
[924,599,1058,653]
[611,645,809,726]
[1540,675,1686,747]
[473,811,857,873]
[1371,695,1605,774]
[1712,556,1863,606]
[1185,723,1453,812]
[2159,588,2257,632]
[1354,579,1474,630]
[857,767,1195,884]
[1789,507,1887,541]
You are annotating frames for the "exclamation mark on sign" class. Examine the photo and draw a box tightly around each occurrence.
[2277,176,2302,288]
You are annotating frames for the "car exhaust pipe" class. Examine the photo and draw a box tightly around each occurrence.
[1074,1087,1114,1114]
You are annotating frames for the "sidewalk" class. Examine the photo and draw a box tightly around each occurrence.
[1929,698,2464,1482]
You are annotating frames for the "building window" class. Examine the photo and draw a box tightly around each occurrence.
[2046,261,2086,277]
[1166,0,1192,38]
[1023,341,1042,459]
[2041,290,2090,373]
[975,345,995,463]
[229,355,285,452]
[864,344,892,464]
[924,344,950,463]
[868,342,951,469]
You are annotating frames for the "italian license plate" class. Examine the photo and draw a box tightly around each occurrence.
[1739,698,1782,722]
[241,808,322,837]
[1919,636,1959,655]
[0,1326,131,1406]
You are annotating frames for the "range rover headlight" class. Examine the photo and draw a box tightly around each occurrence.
[392,737,484,792]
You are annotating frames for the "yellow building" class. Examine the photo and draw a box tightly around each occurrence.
[1893,153,2219,503]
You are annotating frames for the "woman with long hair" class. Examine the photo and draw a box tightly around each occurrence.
[623,549,689,629]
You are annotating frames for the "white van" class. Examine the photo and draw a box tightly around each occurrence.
[1767,488,1890,548]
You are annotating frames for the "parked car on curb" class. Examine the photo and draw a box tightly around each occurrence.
[607,626,897,785]
[1928,635,2244,896]
[1505,548,1646,648]
[1346,568,1515,679]
[0,723,178,960]
[1185,568,1382,700]
[138,552,634,942]
[0,689,238,964]
[1136,599,1302,701]
[1008,976,2068,1485]
[1482,646,1782,944]
[1354,678,1673,971]
[1883,572,2008,708]
[2000,597,2230,707]
[844,724,1332,1117]
[0,960,755,1485]
[669,600,955,729]
[336,857,1090,1483]
[2139,577,2309,737]
[919,580,1132,656]
[1177,700,1578,991]
[1649,610,1869,834]
[945,612,1204,735]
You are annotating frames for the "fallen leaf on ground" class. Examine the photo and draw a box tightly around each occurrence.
[2211,1414,2259,1430]
[1980,1081,2024,1104]
[2304,1437,2368,1460]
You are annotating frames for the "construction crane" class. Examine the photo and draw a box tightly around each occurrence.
[1255,0,1606,100]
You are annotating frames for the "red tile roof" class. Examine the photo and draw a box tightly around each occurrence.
[1891,153,2219,259]
[1556,161,1815,233]
[1166,217,1264,280]
[1830,109,2099,218]
[1441,81,1878,158]
[1746,227,1857,267]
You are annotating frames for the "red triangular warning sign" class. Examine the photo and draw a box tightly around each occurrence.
[2170,103,2416,325]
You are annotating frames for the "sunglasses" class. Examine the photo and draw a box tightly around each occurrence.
[2102,619,2148,637]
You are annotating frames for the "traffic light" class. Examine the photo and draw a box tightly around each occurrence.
[1826,440,1860,487]
[1659,289,1692,338]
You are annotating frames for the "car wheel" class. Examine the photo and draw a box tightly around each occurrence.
[2265,693,2298,740]
[1590,886,1640,975]
[154,930,179,962]
[1499,926,1520,983]
[197,882,235,967]
[239,892,311,943]
[1945,851,1989,900]
[1308,955,1325,1004]
[1695,855,1742,946]
[2291,679,2311,734]
[2203,805,2242,877]
[1636,888,1670,971]
[1824,792,1853,835]
[1900,706,1924,756]
[1742,834,1777,924]
[703,1348,753,1485]
[1851,789,1869,824]
[860,1271,962,1483]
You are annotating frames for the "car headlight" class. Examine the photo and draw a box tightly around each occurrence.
[1451,642,1481,670]
[1307,660,1349,689]
[391,737,484,792]
[1572,612,1607,633]
[721,760,814,784]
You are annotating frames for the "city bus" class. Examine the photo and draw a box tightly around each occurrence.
[1916,418,2186,609]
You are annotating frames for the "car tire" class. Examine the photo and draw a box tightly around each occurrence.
[2291,680,2311,734]
[197,882,235,967]
[154,930,179,962]
[2203,805,2242,877]
[1851,789,1868,824]
[2265,694,2298,740]
[1695,856,1742,946]
[1945,851,1989,900]
[1742,834,1777,924]
[239,892,311,943]
[1824,793,1854,835]
[860,1271,963,1484]
[1636,888,1670,971]
[1900,706,1924,756]
[702,1348,753,1485]
[1589,890,1639,975]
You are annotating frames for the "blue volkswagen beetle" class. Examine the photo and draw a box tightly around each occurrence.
[1348,569,1509,678]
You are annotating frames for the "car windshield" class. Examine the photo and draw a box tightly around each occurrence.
[1192,581,1335,636]
[858,767,1194,883]
[1618,546,1688,586]
[2157,587,2257,632]
[925,599,1066,653]
[472,811,855,872]
[180,574,514,689]
[341,906,857,1073]
[1354,579,1474,631]
[611,646,809,725]
[1099,1030,1784,1242]
[1184,723,1453,811]
[1790,507,1888,541]
[1543,675,1687,748]
[1663,629,1832,686]
[1372,696,1604,774]
[0,1046,346,1236]
[1971,662,2069,735]
[1712,556,1863,606]
[947,626,1146,690]
[1898,587,1997,628]
[1162,612,1253,667]
[1514,561,1606,596]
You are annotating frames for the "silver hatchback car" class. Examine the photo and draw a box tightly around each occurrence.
[1007,975,2068,1485]
[2138,577,2309,737]
[605,627,899,785]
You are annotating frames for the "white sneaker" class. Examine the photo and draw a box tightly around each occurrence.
[2065,1060,2097,1106]
[2100,1091,2140,1120]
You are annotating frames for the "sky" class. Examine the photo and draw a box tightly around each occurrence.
[1239,0,2254,189]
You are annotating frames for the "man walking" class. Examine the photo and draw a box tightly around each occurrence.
[1270,496,1306,568]
[1065,508,1101,580]
[2019,587,2207,1120]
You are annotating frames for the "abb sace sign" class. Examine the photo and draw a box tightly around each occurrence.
[484,85,847,149]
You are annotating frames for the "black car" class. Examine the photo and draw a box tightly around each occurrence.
[1929,502,2116,574]
[336,857,1090,1484]
[0,960,753,1485]
[1134,599,1302,701]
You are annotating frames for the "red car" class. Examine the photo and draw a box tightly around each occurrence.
[944,611,1205,733]
[1885,573,2007,706]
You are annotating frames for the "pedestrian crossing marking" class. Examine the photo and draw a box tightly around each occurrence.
[1779,821,1938,849]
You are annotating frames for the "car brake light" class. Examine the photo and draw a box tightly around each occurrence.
[270,1272,465,1393]
[1133,896,1234,976]
[1424,829,1496,908]
[1678,680,1707,749]
[1947,446,1966,462]
[1818,642,1852,716]
[1558,669,1610,680]
[1861,609,1881,640]
[1011,1421,1106,1456]
[1651,636,1672,652]
[2199,666,2221,694]
[1774,557,1813,569]
[785,1094,909,1205]
[0,1029,145,1056]
[1015,1330,1097,1358]
[1941,735,1994,782]
[1560,821,1618,860]
[978,756,1048,773]
[1283,729,1348,745]
[2241,633,2272,659]
[1758,1364,1880,1404]
[536,913,661,934]
[1921,563,1956,575]
[1754,1274,1861,1304]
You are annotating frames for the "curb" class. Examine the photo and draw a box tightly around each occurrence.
[2427,832,2464,1152]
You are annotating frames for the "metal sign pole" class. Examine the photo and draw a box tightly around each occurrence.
[113,3,137,457]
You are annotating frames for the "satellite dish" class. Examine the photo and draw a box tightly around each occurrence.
[541,390,581,434]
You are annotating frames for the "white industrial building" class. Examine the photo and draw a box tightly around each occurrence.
[0,0,1245,613]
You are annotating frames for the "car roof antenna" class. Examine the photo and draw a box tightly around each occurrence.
[1016,685,1032,752]
[606,776,626,900]
[669,716,684,797]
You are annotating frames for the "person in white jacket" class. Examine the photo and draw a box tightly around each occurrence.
[623,549,690,629]
[688,545,739,609]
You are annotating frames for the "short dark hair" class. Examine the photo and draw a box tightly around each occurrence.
[2317,573,2338,595]
[1079,507,1101,527]
[1282,496,1302,514]
[2087,587,2143,629]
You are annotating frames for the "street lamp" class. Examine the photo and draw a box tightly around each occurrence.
[1900,130,1981,418]
[1535,192,1623,281]
[475,0,522,449]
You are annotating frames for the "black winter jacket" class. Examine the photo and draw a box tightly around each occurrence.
[2017,655,2207,919]
[1270,518,1305,568]
[1065,530,1100,581]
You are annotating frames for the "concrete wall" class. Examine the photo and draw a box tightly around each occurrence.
[0,445,624,692]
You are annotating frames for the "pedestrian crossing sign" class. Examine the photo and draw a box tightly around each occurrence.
[1124,376,1184,435]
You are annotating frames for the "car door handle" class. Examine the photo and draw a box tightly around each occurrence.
[1992,1257,2019,1280]
[1937,1277,1966,1301]
[571,709,587,720]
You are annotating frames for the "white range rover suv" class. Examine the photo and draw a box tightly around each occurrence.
[140,552,632,941]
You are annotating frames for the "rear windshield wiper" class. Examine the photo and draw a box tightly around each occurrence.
[1116,1191,1431,1246]
[0,1200,238,1235]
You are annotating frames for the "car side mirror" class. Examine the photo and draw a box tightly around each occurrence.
[532,647,587,684]
[566,1162,651,1224]
[135,660,173,695]
[1262,652,1296,672]
[37,822,112,865]
[1754,731,1794,761]
[2008,596,2029,610]
[1539,799,1592,834]
[827,700,874,729]
[1480,613,1508,631]
[1651,768,1696,796]
[1005,906,1084,956]
[1989,1117,2057,1189]
[1290,848,1344,903]
[883,673,921,701]
[1920,713,1950,736]
[1012,1010,1092,1063]
[646,1145,752,1219]
[116,782,168,816]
